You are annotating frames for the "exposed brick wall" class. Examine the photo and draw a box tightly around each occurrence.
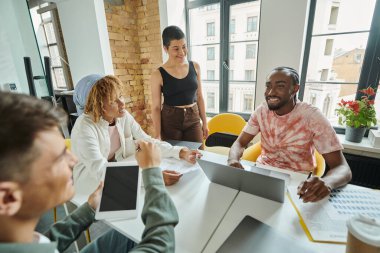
[104,0,162,134]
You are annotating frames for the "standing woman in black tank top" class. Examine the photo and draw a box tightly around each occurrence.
[150,26,208,148]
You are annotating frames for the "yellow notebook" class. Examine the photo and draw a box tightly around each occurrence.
[288,184,380,244]
[287,191,346,244]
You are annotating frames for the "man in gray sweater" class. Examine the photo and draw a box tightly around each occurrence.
[0,92,178,253]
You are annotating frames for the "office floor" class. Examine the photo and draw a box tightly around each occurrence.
[36,203,111,253]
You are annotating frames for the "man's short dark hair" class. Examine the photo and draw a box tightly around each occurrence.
[162,26,185,48]
[272,66,300,86]
[0,92,67,182]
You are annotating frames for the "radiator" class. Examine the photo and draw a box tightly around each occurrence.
[343,153,380,189]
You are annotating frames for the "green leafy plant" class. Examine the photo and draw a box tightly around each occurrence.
[336,87,377,128]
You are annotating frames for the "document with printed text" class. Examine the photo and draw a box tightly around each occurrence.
[288,184,380,243]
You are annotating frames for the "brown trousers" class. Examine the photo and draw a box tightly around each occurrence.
[161,104,204,145]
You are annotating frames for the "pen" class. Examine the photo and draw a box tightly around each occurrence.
[299,171,313,199]
[135,143,141,152]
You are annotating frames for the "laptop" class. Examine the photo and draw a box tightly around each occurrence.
[165,139,203,150]
[197,158,289,203]
[217,216,316,253]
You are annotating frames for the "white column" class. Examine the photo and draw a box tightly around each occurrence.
[255,0,310,108]
[56,0,114,86]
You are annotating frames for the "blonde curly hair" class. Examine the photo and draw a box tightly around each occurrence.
[84,75,123,123]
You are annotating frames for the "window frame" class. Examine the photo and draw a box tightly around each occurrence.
[299,0,380,134]
[35,4,73,90]
[186,0,261,119]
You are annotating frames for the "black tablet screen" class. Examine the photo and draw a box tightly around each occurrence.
[99,165,139,211]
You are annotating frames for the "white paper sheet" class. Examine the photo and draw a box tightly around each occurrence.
[288,184,380,243]
[160,158,201,174]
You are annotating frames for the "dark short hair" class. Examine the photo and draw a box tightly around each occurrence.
[272,66,300,85]
[0,92,67,182]
[162,26,185,48]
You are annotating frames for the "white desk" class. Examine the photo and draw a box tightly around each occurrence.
[71,153,347,253]
[203,164,346,253]
[72,161,239,253]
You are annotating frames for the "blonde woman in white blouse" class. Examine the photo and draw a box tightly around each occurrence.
[71,75,200,191]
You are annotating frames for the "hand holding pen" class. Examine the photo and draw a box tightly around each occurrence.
[298,172,312,199]
[297,171,332,203]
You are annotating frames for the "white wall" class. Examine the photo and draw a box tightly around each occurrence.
[255,0,310,107]
[0,0,48,96]
[159,0,187,62]
[56,0,113,86]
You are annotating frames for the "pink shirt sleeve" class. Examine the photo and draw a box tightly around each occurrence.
[242,106,262,136]
[308,107,343,154]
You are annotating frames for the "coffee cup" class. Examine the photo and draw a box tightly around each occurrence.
[346,215,380,253]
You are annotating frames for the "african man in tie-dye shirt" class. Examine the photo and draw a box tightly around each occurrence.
[228,67,352,203]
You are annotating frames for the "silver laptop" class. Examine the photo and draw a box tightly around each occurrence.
[217,216,316,253]
[197,158,289,203]
[165,139,202,150]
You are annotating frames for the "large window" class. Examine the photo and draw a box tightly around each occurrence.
[300,0,380,127]
[30,3,73,90]
[187,0,260,115]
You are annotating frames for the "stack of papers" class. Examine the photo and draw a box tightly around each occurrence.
[288,184,380,243]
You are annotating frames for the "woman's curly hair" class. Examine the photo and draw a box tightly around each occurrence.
[84,75,123,123]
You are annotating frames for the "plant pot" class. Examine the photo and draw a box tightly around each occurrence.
[345,126,366,143]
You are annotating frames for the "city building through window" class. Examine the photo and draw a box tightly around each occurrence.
[187,0,260,115]
[207,22,215,36]
[247,16,258,32]
[301,0,380,127]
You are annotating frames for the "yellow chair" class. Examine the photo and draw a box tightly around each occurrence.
[64,138,72,150]
[242,141,326,177]
[205,113,246,155]
[208,113,247,136]
[54,139,92,242]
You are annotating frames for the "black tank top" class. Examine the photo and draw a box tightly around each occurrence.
[159,61,198,106]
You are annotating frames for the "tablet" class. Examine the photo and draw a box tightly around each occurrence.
[95,161,141,220]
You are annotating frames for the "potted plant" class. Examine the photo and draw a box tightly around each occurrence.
[336,87,377,143]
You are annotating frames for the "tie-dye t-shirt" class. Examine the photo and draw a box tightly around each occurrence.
[243,101,343,173]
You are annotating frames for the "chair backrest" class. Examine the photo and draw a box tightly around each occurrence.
[241,142,261,162]
[314,150,326,177]
[65,139,72,151]
[242,141,326,176]
[205,113,247,148]
[208,113,246,136]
